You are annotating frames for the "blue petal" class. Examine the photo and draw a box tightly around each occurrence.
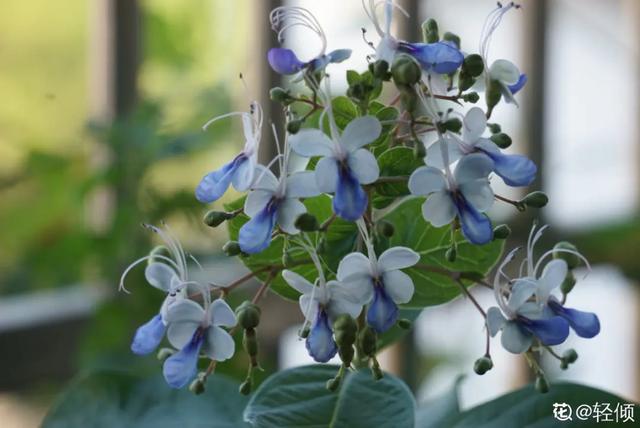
[333,164,367,221]
[131,314,166,355]
[454,196,493,245]
[327,49,352,63]
[239,198,279,254]
[508,73,527,95]
[518,315,570,346]
[548,300,601,338]
[400,41,464,74]
[163,329,205,389]
[481,150,537,187]
[367,285,399,333]
[267,48,306,75]
[196,154,246,203]
[306,310,337,363]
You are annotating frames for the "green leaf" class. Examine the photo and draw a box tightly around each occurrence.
[244,365,415,428]
[42,369,249,428]
[346,70,361,85]
[331,96,358,129]
[382,198,504,307]
[416,376,462,428]
[373,147,422,208]
[436,382,634,427]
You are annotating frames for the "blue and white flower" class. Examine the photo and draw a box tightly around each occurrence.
[163,298,237,388]
[290,113,381,221]
[195,102,263,203]
[426,107,537,186]
[268,7,351,76]
[409,153,495,245]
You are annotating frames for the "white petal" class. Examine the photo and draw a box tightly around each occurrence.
[337,252,372,280]
[489,59,520,85]
[486,307,506,336]
[507,279,537,312]
[277,198,307,234]
[299,294,319,322]
[241,113,254,142]
[167,320,199,349]
[286,171,320,198]
[209,299,237,327]
[315,156,338,193]
[231,156,255,191]
[453,153,494,185]
[462,107,487,143]
[251,165,279,191]
[338,273,374,303]
[422,191,456,227]
[377,247,420,272]
[289,129,334,157]
[282,270,314,294]
[475,138,500,154]
[327,281,363,319]
[425,72,449,96]
[165,299,205,324]
[382,270,415,304]
[244,189,273,218]
[501,321,533,354]
[340,116,382,152]
[459,179,494,212]
[203,326,235,361]
[145,263,178,292]
[408,166,447,196]
[348,149,379,184]
[425,136,465,169]
[286,151,310,173]
[536,259,568,303]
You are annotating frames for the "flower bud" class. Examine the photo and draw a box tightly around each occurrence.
[358,326,377,357]
[487,123,501,134]
[442,31,460,49]
[391,54,422,86]
[149,245,170,265]
[490,132,511,149]
[446,246,457,262]
[156,347,175,362]
[413,140,426,159]
[376,220,395,238]
[236,300,261,329]
[473,356,493,375]
[486,79,502,112]
[493,224,511,240]
[397,318,412,330]
[421,18,439,43]
[189,377,206,395]
[535,373,550,394]
[269,87,293,104]
[239,379,252,395]
[326,377,341,392]
[299,325,310,338]
[458,71,475,92]
[560,359,569,370]
[400,88,419,112]
[243,328,259,358]
[442,118,462,133]
[462,54,484,77]
[223,240,242,256]
[333,314,358,335]
[203,210,230,228]
[522,191,549,208]
[372,60,390,80]
[553,242,580,269]
[294,213,319,231]
[287,119,303,135]
[338,345,355,367]
[563,348,578,364]
[462,92,480,103]
[560,271,576,295]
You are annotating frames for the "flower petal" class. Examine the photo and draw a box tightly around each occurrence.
[283,270,315,295]
[463,107,487,143]
[366,286,399,333]
[508,73,527,95]
[299,294,319,322]
[507,279,537,312]
[378,247,420,272]
[536,259,568,303]
[333,166,367,220]
[238,201,278,254]
[327,281,365,319]
[327,48,352,64]
[425,136,465,169]
[459,179,494,212]
[209,299,237,328]
[195,156,243,203]
[277,198,307,234]
[267,47,306,75]
[486,307,507,337]
[166,299,205,324]
[489,59,520,85]
[306,310,338,363]
[315,156,339,193]
[501,321,533,354]
[382,270,415,304]
[422,191,456,227]
[285,171,320,198]
[337,252,372,280]
[453,153,494,185]
[203,326,235,361]
[408,166,447,196]
[289,129,334,157]
[166,320,200,350]
[548,300,600,338]
[348,149,379,184]
[455,198,493,245]
[338,273,374,304]
[340,116,382,152]
[519,315,570,346]
[244,190,274,218]
[402,41,463,74]
[131,314,166,355]
[145,263,178,292]
[163,330,204,388]
[251,165,279,192]
[231,155,255,191]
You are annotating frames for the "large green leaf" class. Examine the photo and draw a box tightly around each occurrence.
[244,365,415,428]
[416,376,462,428]
[373,147,422,208]
[42,369,249,428]
[383,198,504,307]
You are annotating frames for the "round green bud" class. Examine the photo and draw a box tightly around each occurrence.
[156,347,175,362]
[203,210,230,228]
[473,356,494,375]
[269,87,292,104]
[222,240,242,256]
[333,314,358,335]
[287,119,303,135]
[553,242,581,269]
[535,373,550,394]
[372,60,390,80]
[358,326,378,357]
[563,348,578,364]
[462,92,480,103]
[422,18,439,43]
[239,379,252,395]
[490,132,512,149]
[398,318,412,330]
[487,123,501,134]
[522,191,549,209]
[458,71,475,92]
[486,79,502,110]
[243,328,259,357]
[413,140,426,159]
[377,220,395,238]
[338,345,355,366]
[294,213,319,231]
[446,246,457,262]
[326,377,341,392]
[462,54,484,77]
[149,245,170,265]
[391,54,422,86]
[443,118,463,133]
[334,329,357,348]
[560,271,577,295]
[442,32,461,49]
[189,377,206,395]
[236,300,261,329]
[493,224,511,240]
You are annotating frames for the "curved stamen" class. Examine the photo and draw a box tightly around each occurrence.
[270,6,327,57]
[493,246,521,318]
[119,254,180,294]
[202,111,247,131]
[479,2,519,63]
[534,249,591,280]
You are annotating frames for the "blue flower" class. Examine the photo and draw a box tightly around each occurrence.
[163,328,205,389]
[508,73,527,95]
[131,314,166,355]
[398,41,463,74]
[367,284,399,333]
[547,299,600,339]
[306,310,338,363]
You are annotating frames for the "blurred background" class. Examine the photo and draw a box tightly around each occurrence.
[1,0,638,426]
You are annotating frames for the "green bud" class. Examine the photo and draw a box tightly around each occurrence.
[553,242,581,269]
[446,246,457,262]
[490,132,511,149]
[243,328,259,357]
[462,92,480,103]
[458,71,475,92]
[443,118,463,133]
[203,210,230,228]
[299,325,310,338]
[563,348,578,364]
[269,87,292,104]
[413,140,426,159]
[326,377,341,392]
[493,224,511,240]
[535,373,550,394]
[338,345,355,366]
[462,54,484,77]
[236,300,261,329]
[377,220,395,238]
[398,318,412,329]
[372,60,390,80]
[486,79,502,111]
[294,213,319,231]
[487,123,501,134]
[189,377,206,395]
[333,314,358,335]
[391,54,422,86]
[358,326,378,357]
[422,18,439,43]
[560,359,569,370]
[156,347,175,362]
[287,119,303,135]
[239,379,252,395]
[473,356,493,375]
[400,88,418,112]
[560,271,576,295]
[149,245,170,265]
[442,32,461,49]
[223,240,242,256]
[522,191,549,208]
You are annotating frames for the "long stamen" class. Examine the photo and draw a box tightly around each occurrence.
[534,249,591,279]
[144,223,185,280]
[479,2,519,62]
[270,6,327,57]
[160,222,188,281]
[493,247,521,317]
[202,111,247,131]
[118,254,180,294]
